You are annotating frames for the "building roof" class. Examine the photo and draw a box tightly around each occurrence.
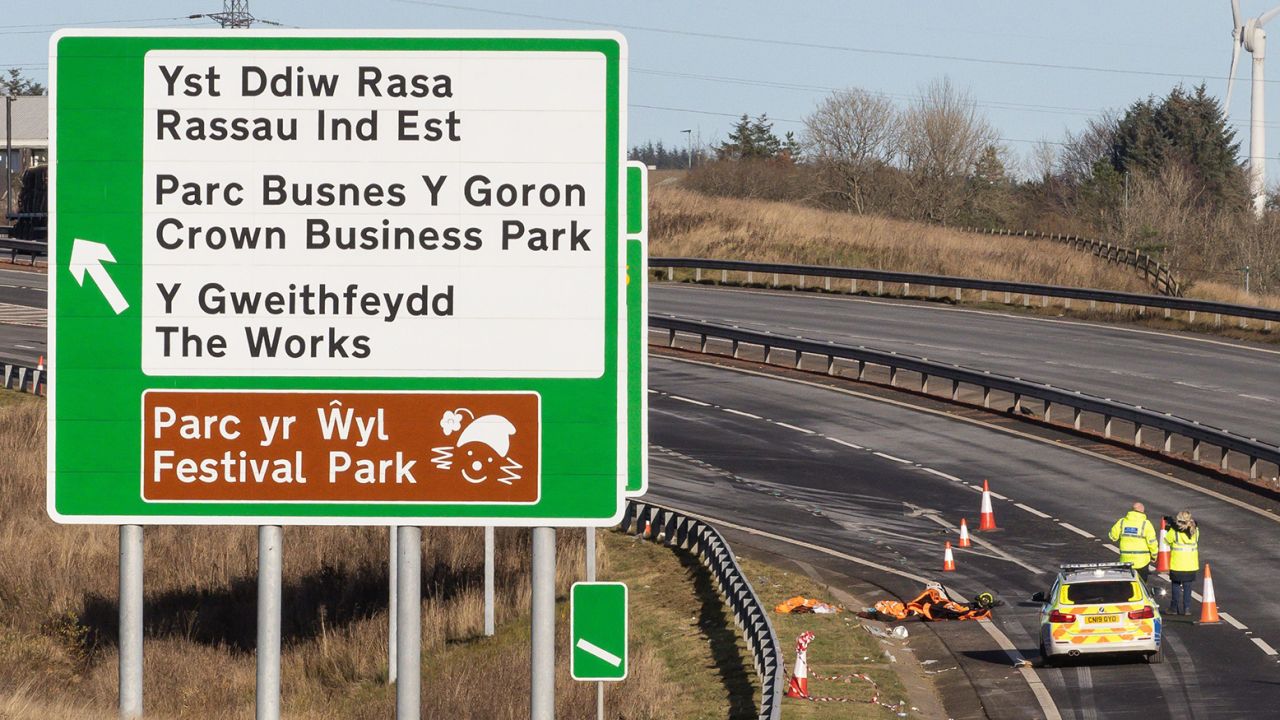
[1,96,49,149]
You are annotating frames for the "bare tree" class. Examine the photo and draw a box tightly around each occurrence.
[802,88,899,213]
[1057,111,1120,184]
[900,77,999,223]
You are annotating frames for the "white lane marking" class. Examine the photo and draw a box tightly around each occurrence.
[657,356,1280,526]
[0,302,47,328]
[575,638,623,667]
[1058,522,1095,539]
[989,490,1009,500]
[1015,502,1051,518]
[974,620,1064,720]
[14,344,35,349]
[657,506,1067,720]
[668,395,710,407]
[1103,543,1120,553]
[1220,613,1248,631]
[772,421,815,434]
[825,436,863,450]
[1252,638,1279,656]
[722,407,763,420]
[657,282,1280,358]
[921,514,1043,575]
[922,467,965,483]
[872,451,910,464]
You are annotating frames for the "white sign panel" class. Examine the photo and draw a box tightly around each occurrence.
[140,50,607,377]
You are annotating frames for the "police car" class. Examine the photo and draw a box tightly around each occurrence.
[1033,562,1162,666]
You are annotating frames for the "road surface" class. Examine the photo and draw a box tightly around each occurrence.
[648,355,1280,719]
[0,266,47,366]
[653,284,1280,447]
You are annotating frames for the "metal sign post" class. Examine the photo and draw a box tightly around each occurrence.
[585,529,603,719]
[256,526,283,720]
[531,527,556,720]
[119,525,143,720]
[396,526,422,720]
[388,528,398,684]
[484,526,495,636]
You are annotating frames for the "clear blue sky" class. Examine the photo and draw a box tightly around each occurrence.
[2,1,1271,174]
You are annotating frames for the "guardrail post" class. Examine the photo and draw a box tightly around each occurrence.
[1192,439,1201,462]
[1022,294,1029,308]
[888,366,897,387]
[747,271,754,284]
[798,275,806,290]
[824,276,830,292]
[1189,310,1196,323]
[1220,449,1230,471]
[667,266,674,281]
[1134,424,1143,447]
[699,334,708,353]
[921,373,929,394]
[1041,295,1048,308]
[771,273,779,288]
[731,339,740,359]
[763,345,771,364]
[1065,298,1071,310]
[1044,401,1052,423]
[1073,407,1082,431]
[877,280,884,295]
[981,290,988,302]
[826,356,836,376]
[1163,431,1172,453]
[1249,456,1259,480]
[954,287,961,302]
[695,268,702,283]
[1104,415,1113,438]
[850,278,858,294]
[793,350,802,370]
[982,386,991,409]
[721,269,727,284]
[856,360,866,381]
[1215,313,1222,327]
[1164,307,1170,319]
[667,328,675,347]
[950,379,959,401]
[929,285,935,298]
[904,282,911,296]
[1004,291,1011,304]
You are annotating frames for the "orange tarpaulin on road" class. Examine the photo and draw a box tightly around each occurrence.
[775,596,841,614]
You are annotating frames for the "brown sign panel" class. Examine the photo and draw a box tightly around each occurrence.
[142,391,540,504]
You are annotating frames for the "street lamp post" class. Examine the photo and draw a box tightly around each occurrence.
[681,128,692,169]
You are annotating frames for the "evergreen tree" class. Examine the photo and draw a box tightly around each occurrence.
[717,113,788,160]
[2,68,45,96]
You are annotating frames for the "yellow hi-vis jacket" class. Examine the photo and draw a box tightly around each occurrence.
[1108,510,1158,568]
[1163,527,1200,572]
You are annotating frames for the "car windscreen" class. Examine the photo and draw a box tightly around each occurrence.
[1062,581,1139,605]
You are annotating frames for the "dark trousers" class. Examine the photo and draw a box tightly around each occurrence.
[1169,571,1197,614]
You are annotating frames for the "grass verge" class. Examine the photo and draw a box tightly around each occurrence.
[0,396,756,719]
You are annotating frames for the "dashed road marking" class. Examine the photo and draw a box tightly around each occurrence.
[872,451,910,464]
[1221,613,1248,631]
[1058,522,1095,539]
[922,467,965,483]
[772,421,815,434]
[722,407,763,420]
[669,395,711,407]
[824,436,863,450]
[1015,502,1051,518]
[1252,638,1279,656]
[1103,543,1120,553]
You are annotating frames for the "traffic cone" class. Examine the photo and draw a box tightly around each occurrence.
[643,520,652,538]
[1155,519,1171,574]
[958,519,971,548]
[36,355,44,372]
[979,480,997,531]
[943,541,956,572]
[1199,564,1220,624]
[785,631,815,699]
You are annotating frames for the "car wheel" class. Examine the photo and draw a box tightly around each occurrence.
[1039,641,1055,668]
[1145,649,1163,665]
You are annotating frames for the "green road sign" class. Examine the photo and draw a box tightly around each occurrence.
[625,162,647,496]
[48,30,637,525]
[570,582,628,681]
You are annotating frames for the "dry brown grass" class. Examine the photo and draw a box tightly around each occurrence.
[651,185,1151,293]
[0,395,745,719]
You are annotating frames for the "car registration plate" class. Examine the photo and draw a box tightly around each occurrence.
[1085,614,1121,624]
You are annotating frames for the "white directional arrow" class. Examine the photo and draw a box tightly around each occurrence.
[69,238,129,314]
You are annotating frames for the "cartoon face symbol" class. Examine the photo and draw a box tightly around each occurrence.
[431,411,524,485]
[460,443,500,484]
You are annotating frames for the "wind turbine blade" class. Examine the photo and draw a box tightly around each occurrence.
[1226,34,1241,113]
[1233,0,1242,28]
[1260,4,1280,27]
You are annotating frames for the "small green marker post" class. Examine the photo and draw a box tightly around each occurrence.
[571,582,629,681]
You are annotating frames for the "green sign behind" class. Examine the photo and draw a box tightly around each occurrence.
[48,30,639,525]
[570,581,628,681]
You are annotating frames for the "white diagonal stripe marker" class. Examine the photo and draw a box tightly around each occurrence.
[576,638,622,667]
